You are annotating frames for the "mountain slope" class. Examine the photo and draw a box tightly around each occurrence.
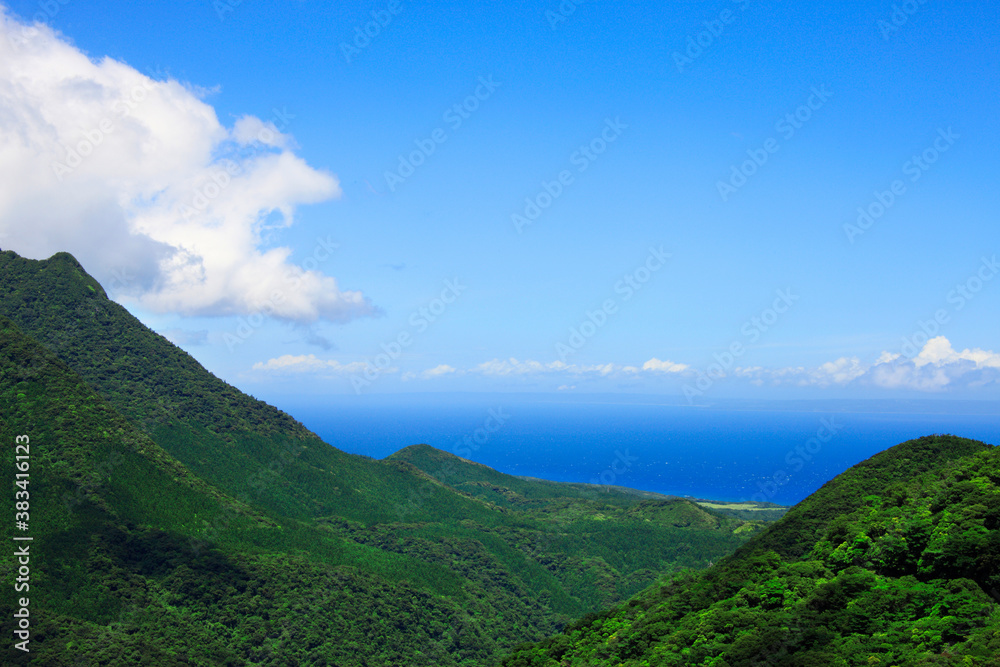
[738,434,994,562]
[0,249,774,665]
[388,443,685,506]
[0,316,506,665]
[384,443,772,610]
[0,249,493,526]
[502,434,1000,666]
[390,444,785,525]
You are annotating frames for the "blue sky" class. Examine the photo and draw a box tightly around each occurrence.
[1,0,998,402]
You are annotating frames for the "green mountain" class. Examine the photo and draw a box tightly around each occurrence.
[389,443,788,522]
[0,249,773,665]
[502,434,1000,666]
[389,442,692,507]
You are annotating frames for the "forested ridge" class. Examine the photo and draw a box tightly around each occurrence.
[5,249,995,666]
[503,434,1000,666]
[0,250,773,665]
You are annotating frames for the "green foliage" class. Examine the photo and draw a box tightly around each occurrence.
[0,250,309,437]
[6,249,996,666]
[0,250,773,665]
[502,435,1000,666]
[390,443,722,508]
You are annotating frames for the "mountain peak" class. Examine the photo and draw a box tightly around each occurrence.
[1,248,108,300]
[728,434,994,562]
[388,443,486,467]
[858,432,992,473]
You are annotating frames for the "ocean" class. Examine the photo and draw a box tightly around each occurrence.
[280,395,1000,507]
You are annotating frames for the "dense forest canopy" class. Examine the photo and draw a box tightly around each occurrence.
[503,434,1000,666]
[1,250,778,665]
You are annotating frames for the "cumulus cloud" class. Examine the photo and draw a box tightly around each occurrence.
[912,336,1000,369]
[866,358,952,391]
[402,364,459,381]
[410,338,999,391]
[396,358,676,381]
[471,358,625,377]
[423,364,457,377]
[642,358,689,373]
[231,115,290,149]
[732,337,1000,392]
[251,354,379,375]
[809,356,867,386]
[0,9,376,323]
[249,337,998,393]
[473,358,552,376]
[866,337,1000,391]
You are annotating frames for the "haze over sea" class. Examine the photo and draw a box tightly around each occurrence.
[279,395,1000,507]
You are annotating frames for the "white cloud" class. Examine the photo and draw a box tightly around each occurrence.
[867,359,951,391]
[912,336,1000,369]
[867,336,1000,391]
[0,9,376,323]
[737,337,1000,392]
[251,354,378,375]
[399,357,683,381]
[423,364,457,377]
[231,115,290,149]
[875,351,899,365]
[297,336,998,392]
[642,358,689,373]
[471,358,630,377]
[809,356,867,386]
[402,364,460,381]
[473,358,552,376]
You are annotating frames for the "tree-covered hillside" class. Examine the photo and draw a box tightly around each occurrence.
[0,316,524,665]
[0,250,775,665]
[502,435,1000,666]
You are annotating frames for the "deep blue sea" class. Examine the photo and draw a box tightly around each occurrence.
[277,395,999,507]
